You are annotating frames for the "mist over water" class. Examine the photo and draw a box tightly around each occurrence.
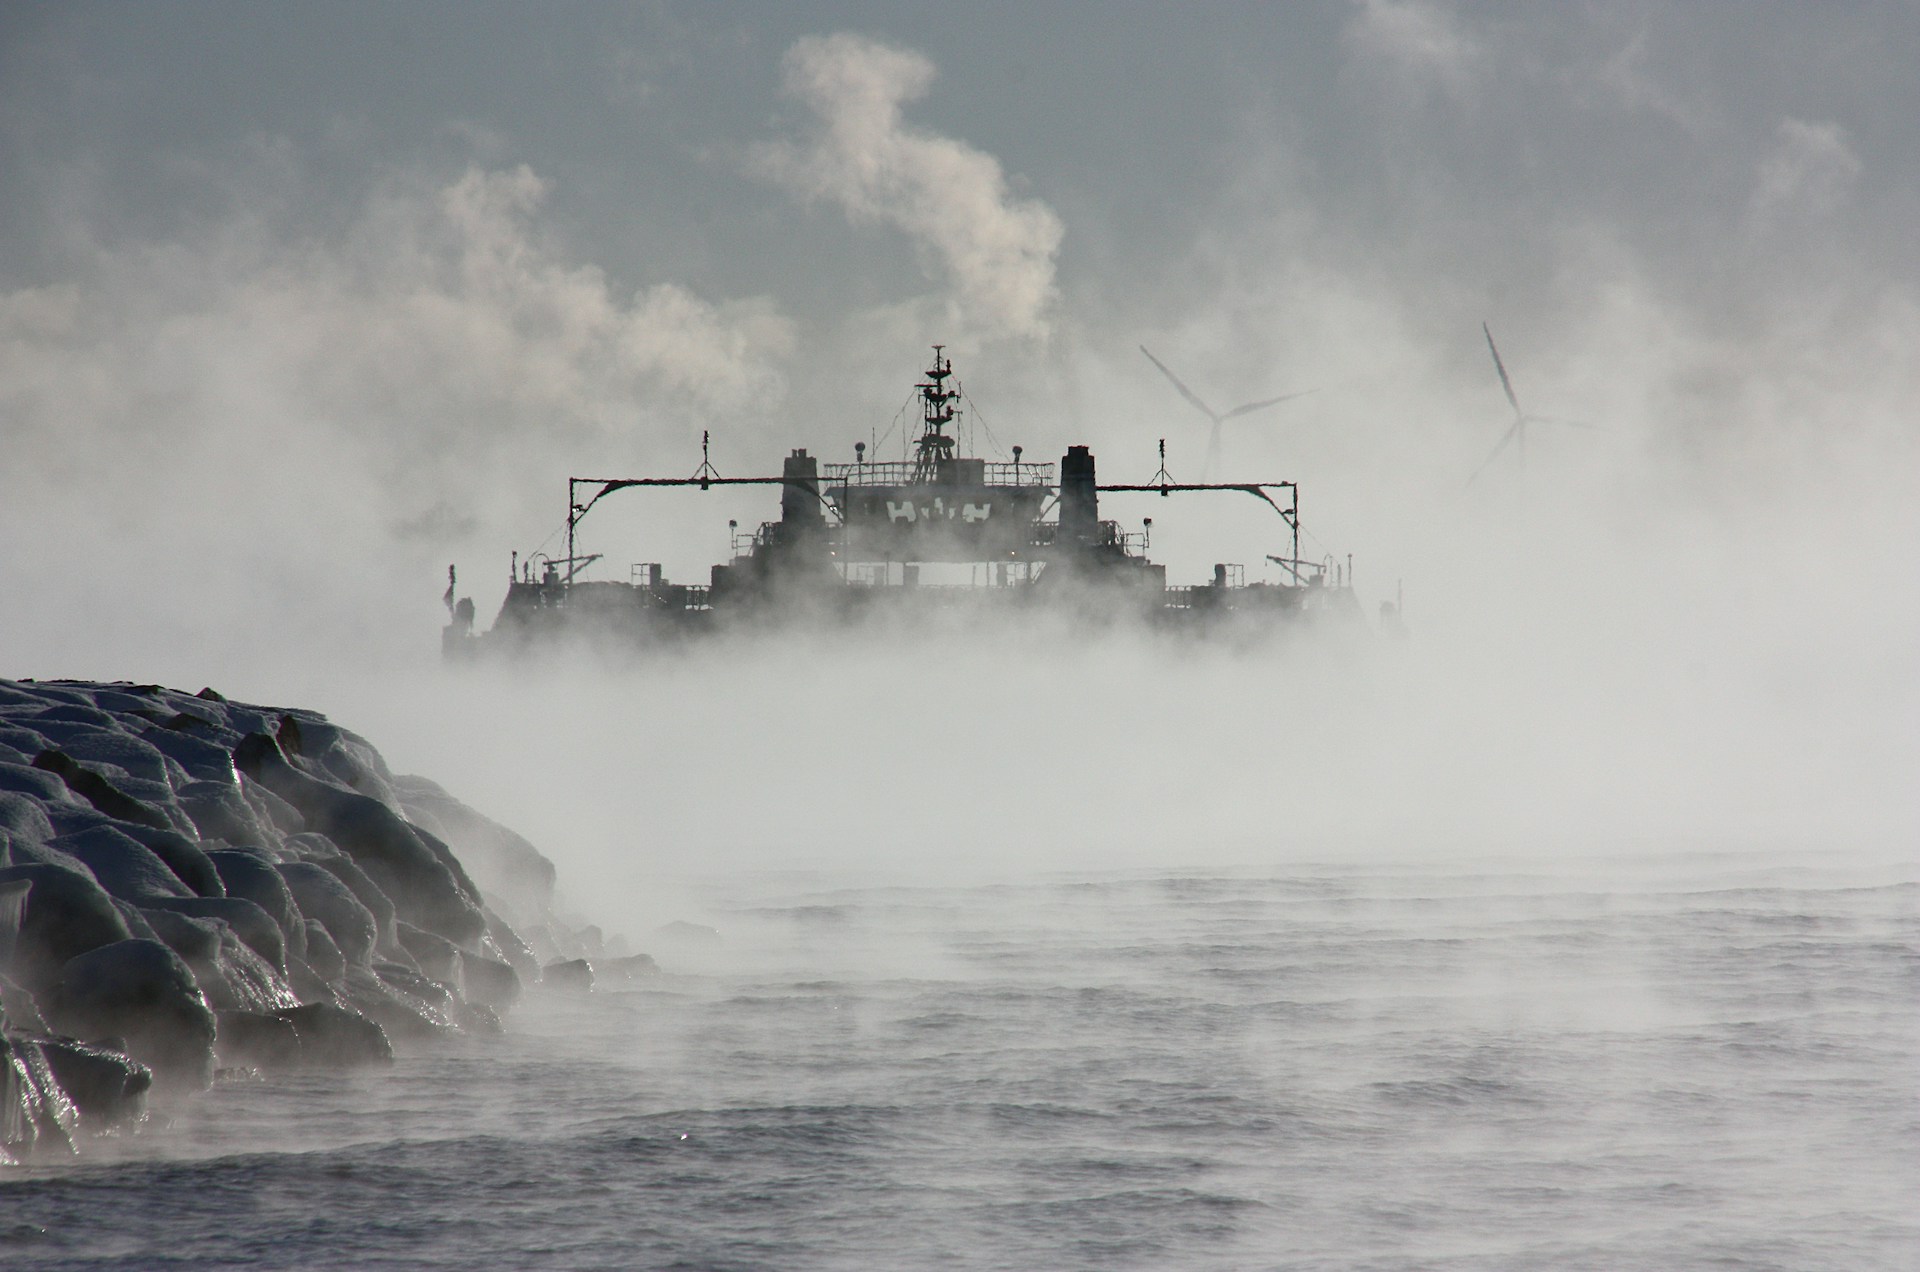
[5,855,1914,1269]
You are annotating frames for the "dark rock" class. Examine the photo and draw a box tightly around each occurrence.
[111,899,160,943]
[0,1035,78,1158]
[274,1003,391,1067]
[47,939,216,1089]
[39,1038,151,1129]
[298,845,400,956]
[0,791,55,848]
[182,924,299,1015]
[207,849,305,962]
[115,825,223,898]
[0,762,71,806]
[177,782,267,845]
[454,1001,502,1033]
[542,958,594,993]
[394,774,558,910]
[145,895,286,972]
[285,955,337,1005]
[485,908,542,982]
[214,1009,303,1070]
[31,749,173,833]
[235,734,484,946]
[299,919,347,984]
[458,952,521,1011]
[1,973,48,1033]
[0,863,133,992]
[138,906,222,966]
[240,776,305,835]
[143,729,245,785]
[53,730,181,791]
[278,861,376,966]
[395,922,461,983]
[340,964,449,1040]
[48,825,191,902]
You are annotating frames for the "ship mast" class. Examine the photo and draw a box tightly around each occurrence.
[911,345,960,482]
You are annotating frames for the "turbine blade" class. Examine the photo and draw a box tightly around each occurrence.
[1466,419,1521,486]
[1139,345,1222,423]
[1483,322,1522,418]
[1221,388,1317,421]
[1202,420,1224,480]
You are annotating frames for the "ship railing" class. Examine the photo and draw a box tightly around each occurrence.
[836,562,1046,588]
[823,461,1055,488]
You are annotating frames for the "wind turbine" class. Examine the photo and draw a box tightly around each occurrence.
[1139,345,1313,478]
[1469,323,1592,485]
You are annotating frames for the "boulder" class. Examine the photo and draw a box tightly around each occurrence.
[396,922,462,984]
[145,896,286,972]
[47,825,192,902]
[0,791,55,848]
[207,849,306,962]
[47,939,216,1089]
[542,958,594,993]
[274,1003,392,1067]
[458,952,522,1011]
[300,920,347,983]
[174,780,269,845]
[235,734,485,946]
[0,1034,79,1160]
[137,906,222,967]
[39,1038,151,1129]
[1,973,48,1033]
[214,1009,303,1070]
[295,844,400,957]
[277,861,376,966]
[393,774,558,911]
[115,824,223,898]
[30,749,174,833]
[0,863,133,992]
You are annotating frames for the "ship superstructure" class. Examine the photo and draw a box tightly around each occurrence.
[444,347,1361,655]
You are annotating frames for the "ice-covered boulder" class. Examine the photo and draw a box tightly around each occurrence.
[275,1002,392,1067]
[46,938,216,1089]
[0,863,134,993]
[1,676,620,1160]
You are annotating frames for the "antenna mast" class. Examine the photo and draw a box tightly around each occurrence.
[911,345,960,482]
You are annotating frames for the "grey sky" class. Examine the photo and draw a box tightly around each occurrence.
[1,2,1915,678]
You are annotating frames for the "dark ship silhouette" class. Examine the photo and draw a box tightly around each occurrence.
[443,347,1367,656]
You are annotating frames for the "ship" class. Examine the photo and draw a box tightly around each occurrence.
[442,347,1370,656]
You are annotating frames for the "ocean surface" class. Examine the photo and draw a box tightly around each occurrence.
[2,852,1914,1270]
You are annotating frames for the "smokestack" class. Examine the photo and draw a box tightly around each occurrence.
[781,449,823,528]
[1060,446,1098,545]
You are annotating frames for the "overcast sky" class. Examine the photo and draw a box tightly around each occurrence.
[2,1,1915,671]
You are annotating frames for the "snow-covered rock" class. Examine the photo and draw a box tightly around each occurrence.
[0,677,588,1163]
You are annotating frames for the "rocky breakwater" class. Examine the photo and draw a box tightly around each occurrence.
[0,677,597,1164]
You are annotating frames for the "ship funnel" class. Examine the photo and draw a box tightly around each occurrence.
[781,449,823,527]
[1060,445,1098,545]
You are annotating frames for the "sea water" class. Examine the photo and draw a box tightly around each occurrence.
[2,851,1913,1270]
